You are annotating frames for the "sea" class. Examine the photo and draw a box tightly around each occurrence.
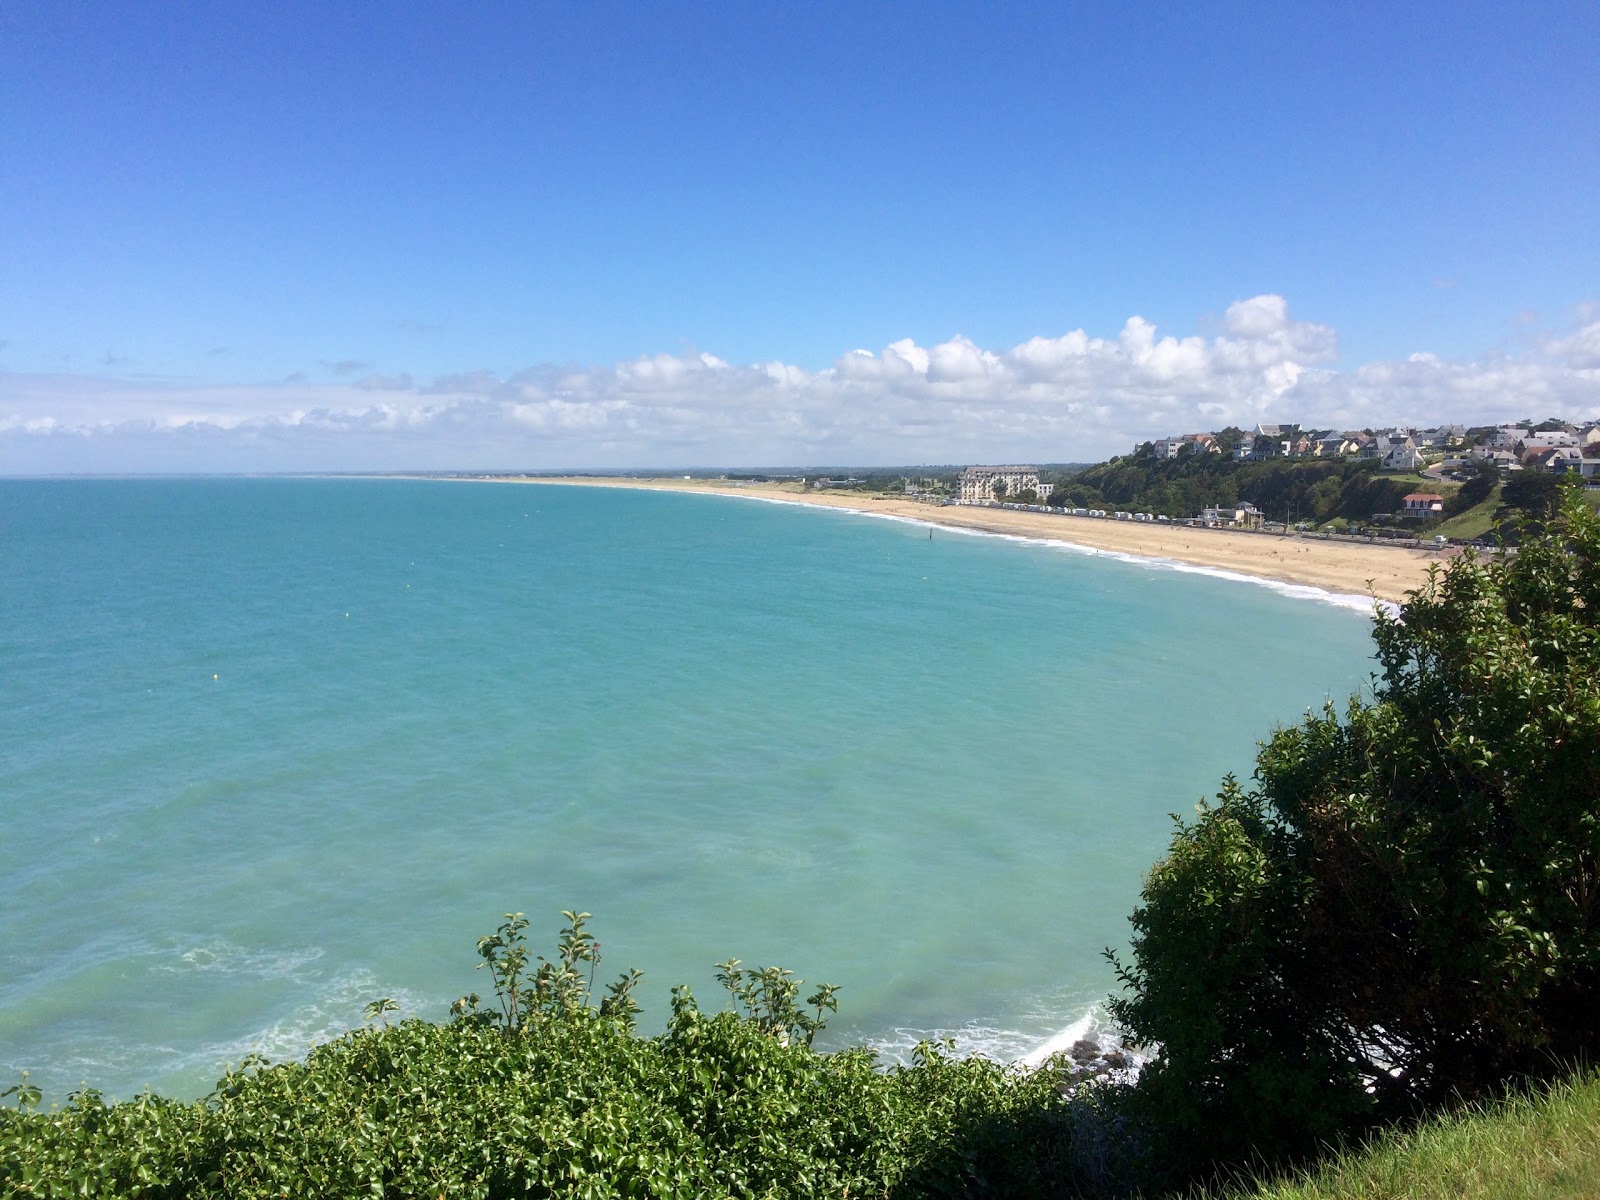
[1,477,1378,1102]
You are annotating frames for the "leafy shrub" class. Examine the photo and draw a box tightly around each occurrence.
[1443,460,1497,517]
[1108,491,1600,1181]
[2,915,1086,1198]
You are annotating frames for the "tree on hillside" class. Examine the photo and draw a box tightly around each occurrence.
[1054,481,1106,509]
[1498,469,1564,520]
[1445,459,1499,516]
[1306,474,1344,523]
[1337,470,1413,522]
[1109,491,1600,1178]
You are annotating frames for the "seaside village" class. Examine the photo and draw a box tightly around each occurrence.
[941,419,1600,532]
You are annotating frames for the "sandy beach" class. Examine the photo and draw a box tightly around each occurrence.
[491,476,1446,605]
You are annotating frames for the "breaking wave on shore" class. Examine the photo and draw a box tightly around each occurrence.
[622,485,1396,616]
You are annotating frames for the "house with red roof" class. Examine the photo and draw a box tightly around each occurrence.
[1402,492,1445,517]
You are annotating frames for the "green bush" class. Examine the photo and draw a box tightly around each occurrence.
[1,915,1085,1198]
[1108,491,1600,1181]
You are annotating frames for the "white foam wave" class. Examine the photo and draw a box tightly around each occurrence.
[863,1018,1047,1066]
[18,965,439,1101]
[169,938,327,979]
[912,520,1390,615]
[1017,1010,1098,1067]
[562,484,1393,616]
[176,970,435,1082]
[851,1004,1126,1070]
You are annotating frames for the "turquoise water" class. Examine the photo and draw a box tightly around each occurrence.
[1,478,1376,1101]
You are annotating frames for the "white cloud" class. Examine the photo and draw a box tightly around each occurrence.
[1224,293,1290,337]
[1549,319,1600,370]
[927,335,1001,383]
[4,294,1598,473]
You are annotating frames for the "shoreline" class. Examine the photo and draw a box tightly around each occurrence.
[479,475,1444,605]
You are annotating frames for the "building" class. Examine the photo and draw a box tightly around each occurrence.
[1526,446,1587,473]
[1149,433,1222,459]
[1200,502,1264,529]
[1490,426,1531,449]
[1383,444,1425,471]
[1402,492,1445,517]
[1523,431,1579,450]
[1415,425,1466,448]
[960,465,1044,503]
[1253,423,1300,457]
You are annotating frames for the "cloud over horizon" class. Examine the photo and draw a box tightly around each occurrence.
[4,296,1598,474]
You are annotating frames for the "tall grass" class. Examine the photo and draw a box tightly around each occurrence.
[1215,1070,1600,1200]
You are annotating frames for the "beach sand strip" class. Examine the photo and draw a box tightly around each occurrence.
[489,477,1445,605]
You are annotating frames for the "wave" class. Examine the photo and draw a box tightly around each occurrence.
[1017,1010,1099,1067]
[160,938,327,980]
[605,485,1394,616]
[855,1004,1145,1078]
[180,969,433,1076]
[13,968,436,1102]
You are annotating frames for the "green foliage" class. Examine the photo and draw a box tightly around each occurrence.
[361,997,399,1026]
[1431,485,1504,542]
[1443,460,1497,517]
[1498,470,1565,521]
[1072,455,1454,525]
[2,915,1087,1198]
[2,1077,42,1112]
[1109,491,1600,1181]
[1207,1069,1600,1200]
[1048,480,1107,509]
[467,909,642,1033]
[712,960,838,1048]
[1333,470,1420,524]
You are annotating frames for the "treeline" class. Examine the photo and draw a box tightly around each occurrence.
[1108,490,1600,1180]
[1047,454,1460,524]
[726,470,962,492]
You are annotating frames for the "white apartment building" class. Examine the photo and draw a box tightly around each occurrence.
[1491,426,1532,449]
[1522,432,1579,449]
[1151,437,1184,459]
[960,465,1044,503]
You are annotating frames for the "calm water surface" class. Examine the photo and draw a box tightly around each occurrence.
[0,478,1376,1100]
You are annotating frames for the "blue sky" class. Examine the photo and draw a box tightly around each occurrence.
[3,2,1597,471]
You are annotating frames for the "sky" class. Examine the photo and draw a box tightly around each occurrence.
[2,2,1597,473]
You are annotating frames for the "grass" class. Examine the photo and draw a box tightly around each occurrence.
[1431,484,1503,540]
[1381,471,1459,493]
[1211,1070,1600,1200]
[1430,484,1600,542]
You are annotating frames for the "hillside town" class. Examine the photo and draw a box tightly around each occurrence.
[947,419,1600,537]
[1140,421,1600,477]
